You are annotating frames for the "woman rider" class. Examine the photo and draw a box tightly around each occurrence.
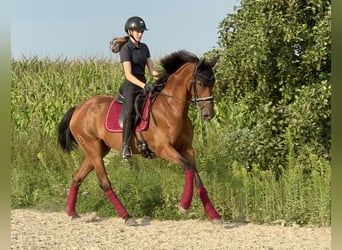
[119,16,158,159]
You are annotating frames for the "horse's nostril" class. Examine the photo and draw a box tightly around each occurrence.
[201,109,215,121]
[202,115,211,121]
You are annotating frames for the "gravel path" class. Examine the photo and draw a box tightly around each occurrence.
[11,209,330,249]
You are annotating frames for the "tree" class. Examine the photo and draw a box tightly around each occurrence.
[214,0,331,170]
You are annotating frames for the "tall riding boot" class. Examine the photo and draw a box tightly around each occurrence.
[122,116,133,159]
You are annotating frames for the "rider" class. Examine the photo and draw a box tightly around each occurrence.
[119,16,159,159]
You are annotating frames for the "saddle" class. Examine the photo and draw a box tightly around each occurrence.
[105,90,156,159]
[105,83,164,159]
[105,91,152,133]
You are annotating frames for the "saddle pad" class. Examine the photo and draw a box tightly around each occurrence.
[105,98,150,133]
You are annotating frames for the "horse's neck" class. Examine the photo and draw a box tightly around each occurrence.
[162,63,195,105]
[153,63,195,125]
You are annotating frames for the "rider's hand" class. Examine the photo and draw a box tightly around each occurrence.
[144,83,156,92]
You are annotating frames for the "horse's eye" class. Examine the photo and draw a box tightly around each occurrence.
[197,81,204,87]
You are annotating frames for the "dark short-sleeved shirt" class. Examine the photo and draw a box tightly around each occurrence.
[120,39,151,79]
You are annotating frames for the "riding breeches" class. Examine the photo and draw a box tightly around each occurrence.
[120,79,144,118]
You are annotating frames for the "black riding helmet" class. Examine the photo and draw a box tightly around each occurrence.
[124,16,148,33]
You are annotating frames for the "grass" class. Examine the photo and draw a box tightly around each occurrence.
[11,57,330,226]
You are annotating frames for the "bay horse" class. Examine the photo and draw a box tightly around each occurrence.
[57,50,222,225]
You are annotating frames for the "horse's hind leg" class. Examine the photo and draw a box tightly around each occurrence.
[94,157,137,225]
[81,142,136,225]
[91,156,130,218]
[66,157,94,218]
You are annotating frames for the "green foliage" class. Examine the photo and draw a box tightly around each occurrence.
[11,129,72,210]
[216,0,331,100]
[212,0,331,172]
[11,57,330,226]
[11,57,124,137]
[11,0,331,225]
[190,116,330,225]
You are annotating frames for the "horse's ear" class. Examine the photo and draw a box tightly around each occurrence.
[209,55,219,67]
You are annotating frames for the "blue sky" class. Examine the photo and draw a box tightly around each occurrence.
[11,0,240,60]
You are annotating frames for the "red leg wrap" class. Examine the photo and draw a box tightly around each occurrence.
[196,186,221,221]
[66,184,79,216]
[105,189,129,218]
[179,170,195,210]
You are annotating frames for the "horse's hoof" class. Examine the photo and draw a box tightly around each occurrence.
[141,216,151,225]
[70,213,81,220]
[211,218,224,225]
[124,216,138,226]
[178,203,189,214]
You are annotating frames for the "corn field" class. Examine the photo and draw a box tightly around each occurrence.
[11,57,330,226]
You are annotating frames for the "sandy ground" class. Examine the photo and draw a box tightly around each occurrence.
[11,209,330,250]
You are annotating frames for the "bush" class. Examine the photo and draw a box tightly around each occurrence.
[11,54,330,226]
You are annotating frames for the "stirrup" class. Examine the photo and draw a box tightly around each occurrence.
[122,145,132,159]
[137,140,156,159]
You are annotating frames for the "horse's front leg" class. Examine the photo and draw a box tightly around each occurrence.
[158,144,221,222]
[178,169,195,211]
[194,171,222,222]
[178,167,222,222]
[156,144,196,212]
[179,147,222,222]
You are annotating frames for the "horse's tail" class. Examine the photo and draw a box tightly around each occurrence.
[57,107,78,153]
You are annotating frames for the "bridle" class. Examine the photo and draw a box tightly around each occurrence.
[190,64,215,106]
[155,62,215,106]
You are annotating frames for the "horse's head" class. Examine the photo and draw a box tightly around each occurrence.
[192,56,219,121]
[157,50,219,121]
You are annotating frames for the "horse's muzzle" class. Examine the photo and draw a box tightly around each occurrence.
[201,106,215,121]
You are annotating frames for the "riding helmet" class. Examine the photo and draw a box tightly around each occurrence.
[124,16,148,33]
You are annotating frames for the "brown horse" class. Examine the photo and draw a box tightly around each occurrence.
[57,50,222,225]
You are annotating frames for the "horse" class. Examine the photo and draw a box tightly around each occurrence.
[57,50,222,225]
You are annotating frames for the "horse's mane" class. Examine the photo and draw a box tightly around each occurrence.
[155,50,199,86]
[160,50,199,74]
